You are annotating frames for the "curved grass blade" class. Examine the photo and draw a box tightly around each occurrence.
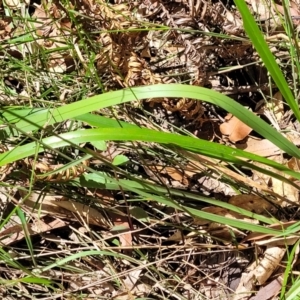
[1,127,300,181]
[4,84,300,158]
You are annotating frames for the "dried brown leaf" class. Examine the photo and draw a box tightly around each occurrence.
[220,113,253,143]
[0,218,66,246]
[233,271,255,300]
[228,195,276,215]
[251,277,282,300]
[123,269,143,291]
[166,230,184,241]
[54,200,111,228]
[236,137,282,157]
[274,0,300,24]
[110,214,132,249]
[254,246,286,285]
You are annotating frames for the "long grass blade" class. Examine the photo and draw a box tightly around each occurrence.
[2,84,300,158]
[233,0,300,121]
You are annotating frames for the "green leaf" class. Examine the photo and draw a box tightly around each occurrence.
[91,140,107,151]
[112,154,129,166]
[130,207,150,223]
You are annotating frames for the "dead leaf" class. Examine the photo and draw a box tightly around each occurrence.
[269,91,284,122]
[236,137,282,157]
[246,0,279,29]
[252,155,300,205]
[251,276,282,300]
[110,214,132,250]
[236,132,300,157]
[269,156,299,204]
[274,0,300,25]
[32,4,55,39]
[4,0,29,9]
[271,175,299,203]
[255,235,299,247]
[220,113,253,143]
[234,247,285,299]
[0,218,66,246]
[256,91,284,128]
[254,246,286,285]
[54,200,111,228]
[287,157,300,178]
[166,230,183,241]
[123,269,142,291]
[228,194,276,215]
[233,271,255,300]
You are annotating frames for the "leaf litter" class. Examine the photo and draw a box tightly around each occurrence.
[0,0,300,299]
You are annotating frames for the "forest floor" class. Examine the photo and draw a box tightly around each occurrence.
[1,0,300,299]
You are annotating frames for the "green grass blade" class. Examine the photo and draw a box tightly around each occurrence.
[113,179,283,235]
[281,240,300,298]
[286,276,300,300]
[3,84,300,158]
[41,250,139,272]
[233,0,300,121]
[81,173,276,224]
[16,207,36,267]
[77,172,284,221]
[1,127,300,180]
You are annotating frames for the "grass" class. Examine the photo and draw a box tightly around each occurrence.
[0,0,300,298]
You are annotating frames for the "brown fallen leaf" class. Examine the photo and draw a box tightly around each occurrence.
[54,200,111,229]
[287,157,300,178]
[268,91,284,123]
[146,165,192,185]
[245,0,279,30]
[4,0,29,9]
[166,230,184,241]
[254,246,286,285]
[274,0,300,25]
[220,113,253,143]
[271,175,299,204]
[236,137,284,157]
[0,218,66,246]
[110,214,132,251]
[251,276,282,300]
[228,194,276,215]
[234,247,285,299]
[123,269,143,291]
[258,155,299,205]
[233,130,300,157]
